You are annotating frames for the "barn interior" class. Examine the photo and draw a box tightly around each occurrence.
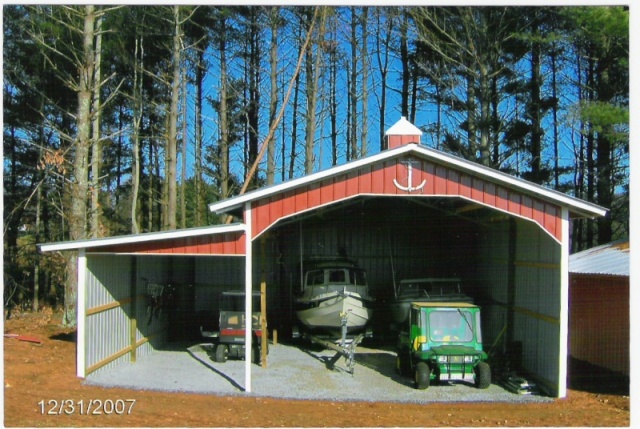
[125,194,554,348]
[82,190,562,393]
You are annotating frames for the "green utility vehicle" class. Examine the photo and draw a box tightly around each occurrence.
[396,302,491,389]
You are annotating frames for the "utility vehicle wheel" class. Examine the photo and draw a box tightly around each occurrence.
[414,362,431,389]
[215,344,228,363]
[474,361,491,389]
[396,353,410,376]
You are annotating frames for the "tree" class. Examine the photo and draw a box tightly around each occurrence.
[26,5,98,325]
[304,7,327,174]
[412,7,526,168]
[565,6,629,247]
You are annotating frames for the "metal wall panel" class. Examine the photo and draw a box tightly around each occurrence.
[85,255,133,375]
[194,257,244,315]
[511,220,562,390]
[569,274,629,375]
[474,216,563,393]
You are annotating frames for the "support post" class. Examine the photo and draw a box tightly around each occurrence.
[260,235,268,368]
[77,249,87,378]
[130,256,137,362]
[244,202,253,392]
[558,207,570,398]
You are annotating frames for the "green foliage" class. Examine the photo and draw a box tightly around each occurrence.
[2,5,630,312]
[579,101,628,135]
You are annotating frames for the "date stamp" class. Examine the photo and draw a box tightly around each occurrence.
[38,399,136,415]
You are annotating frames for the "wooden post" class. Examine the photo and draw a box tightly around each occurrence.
[260,236,268,368]
[130,317,137,362]
[130,256,137,363]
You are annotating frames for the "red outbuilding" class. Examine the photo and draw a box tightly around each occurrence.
[40,117,606,397]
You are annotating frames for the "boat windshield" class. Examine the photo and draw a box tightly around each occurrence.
[306,268,367,286]
[428,309,474,342]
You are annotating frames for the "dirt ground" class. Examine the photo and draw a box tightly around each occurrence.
[3,309,631,427]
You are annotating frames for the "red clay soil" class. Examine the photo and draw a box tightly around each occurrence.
[3,309,631,427]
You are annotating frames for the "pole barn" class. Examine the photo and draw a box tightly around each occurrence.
[39,117,606,398]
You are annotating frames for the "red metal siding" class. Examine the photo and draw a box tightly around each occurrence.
[569,274,629,376]
[249,156,563,241]
[90,232,245,255]
[387,134,420,149]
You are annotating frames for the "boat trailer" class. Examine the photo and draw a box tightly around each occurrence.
[302,312,367,374]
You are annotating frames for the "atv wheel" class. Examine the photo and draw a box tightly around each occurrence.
[215,344,229,363]
[414,362,431,389]
[474,361,491,389]
[251,345,261,364]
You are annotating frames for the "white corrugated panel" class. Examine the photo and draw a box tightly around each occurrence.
[569,240,629,276]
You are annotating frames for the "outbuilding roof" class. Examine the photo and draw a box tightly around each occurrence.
[569,240,630,276]
[38,223,245,252]
[208,142,607,220]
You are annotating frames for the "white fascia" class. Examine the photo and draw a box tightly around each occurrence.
[38,224,246,252]
[208,144,607,219]
[208,145,418,215]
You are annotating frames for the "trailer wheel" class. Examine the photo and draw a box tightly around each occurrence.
[474,361,491,389]
[215,344,228,363]
[415,362,431,389]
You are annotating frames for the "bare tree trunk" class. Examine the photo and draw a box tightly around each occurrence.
[375,8,393,151]
[131,34,143,234]
[349,7,358,160]
[246,9,260,189]
[328,18,338,166]
[90,11,103,237]
[181,64,187,229]
[551,43,560,190]
[361,7,369,157]
[305,7,326,174]
[194,49,204,225]
[400,11,410,118]
[219,15,229,199]
[289,53,300,179]
[165,5,182,230]
[267,8,279,185]
[65,5,96,326]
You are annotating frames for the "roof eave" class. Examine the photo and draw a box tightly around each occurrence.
[208,144,418,215]
[208,144,607,219]
[38,223,246,252]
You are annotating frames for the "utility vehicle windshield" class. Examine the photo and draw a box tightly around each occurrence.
[428,309,474,342]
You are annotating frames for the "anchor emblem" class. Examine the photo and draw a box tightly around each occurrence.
[393,158,426,193]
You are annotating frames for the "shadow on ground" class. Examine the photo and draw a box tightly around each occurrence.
[568,357,629,395]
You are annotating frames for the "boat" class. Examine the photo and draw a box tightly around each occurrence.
[389,277,473,325]
[295,258,374,337]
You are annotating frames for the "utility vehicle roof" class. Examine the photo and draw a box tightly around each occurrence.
[411,302,478,309]
[399,278,461,284]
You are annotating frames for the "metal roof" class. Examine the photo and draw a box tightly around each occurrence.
[569,240,630,276]
[384,116,423,136]
[38,223,246,252]
[208,143,607,219]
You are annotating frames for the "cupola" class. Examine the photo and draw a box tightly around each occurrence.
[384,116,422,150]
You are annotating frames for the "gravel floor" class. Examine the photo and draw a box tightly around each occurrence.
[84,341,552,404]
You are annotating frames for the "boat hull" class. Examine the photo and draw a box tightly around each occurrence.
[296,294,370,334]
